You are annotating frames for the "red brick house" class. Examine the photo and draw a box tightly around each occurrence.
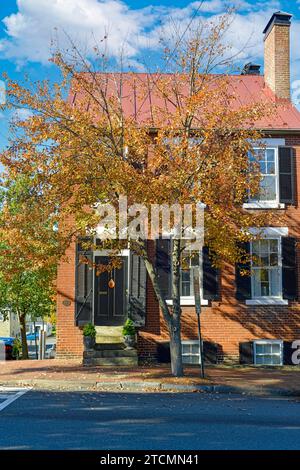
[56,11,300,367]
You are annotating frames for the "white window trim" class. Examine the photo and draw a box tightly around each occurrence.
[244,143,284,209]
[167,297,209,306]
[253,339,283,366]
[243,202,285,210]
[249,227,288,238]
[246,228,288,305]
[246,298,288,306]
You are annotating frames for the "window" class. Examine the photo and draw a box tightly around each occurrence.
[182,340,201,364]
[180,250,199,297]
[254,340,283,366]
[251,238,281,299]
[177,247,208,305]
[249,148,278,203]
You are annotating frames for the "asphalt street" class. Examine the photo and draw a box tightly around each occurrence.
[0,389,299,450]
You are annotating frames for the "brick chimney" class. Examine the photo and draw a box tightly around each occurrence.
[263,11,292,100]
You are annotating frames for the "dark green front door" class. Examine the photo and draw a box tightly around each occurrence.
[94,256,128,326]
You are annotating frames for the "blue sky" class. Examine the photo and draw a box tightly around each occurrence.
[1,0,300,151]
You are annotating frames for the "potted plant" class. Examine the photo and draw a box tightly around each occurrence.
[122,318,136,349]
[82,323,96,350]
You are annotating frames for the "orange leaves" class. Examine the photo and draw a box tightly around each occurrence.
[0,9,282,272]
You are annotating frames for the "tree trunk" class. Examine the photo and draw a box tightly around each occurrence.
[18,312,29,360]
[142,239,184,377]
[168,317,183,376]
[170,238,183,377]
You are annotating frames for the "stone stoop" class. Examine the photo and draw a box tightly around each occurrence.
[95,325,123,344]
[83,344,138,366]
[83,326,138,366]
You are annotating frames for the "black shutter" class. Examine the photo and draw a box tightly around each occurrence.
[157,342,171,363]
[202,247,220,301]
[235,242,251,300]
[283,341,295,365]
[129,252,147,327]
[279,147,294,204]
[155,238,172,300]
[203,341,218,364]
[282,237,297,300]
[239,341,254,364]
[75,243,93,326]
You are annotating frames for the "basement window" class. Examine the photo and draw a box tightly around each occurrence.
[254,340,283,366]
[182,340,201,364]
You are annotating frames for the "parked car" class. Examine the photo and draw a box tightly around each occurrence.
[0,337,15,360]
[26,332,38,341]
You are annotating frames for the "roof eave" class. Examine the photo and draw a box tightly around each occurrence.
[261,128,300,135]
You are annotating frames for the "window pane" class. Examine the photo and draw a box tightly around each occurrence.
[272,355,282,365]
[267,161,275,174]
[260,254,269,266]
[270,269,280,296]
[271,343,281,353]
[266,149,275,162]
[270,253,278,266]
[260,161,267,174]
[181,270,190,281]
[260,176,276,200]
[260,240,269,252]
[191,355,200,364]
[253,270,261,297]
[181,283,190,296]
[260,269,269,282]
[191,252,199,267]
[269,239,278,252]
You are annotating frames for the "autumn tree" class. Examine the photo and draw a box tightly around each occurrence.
[0,12,276,375]
[0,178,57,358]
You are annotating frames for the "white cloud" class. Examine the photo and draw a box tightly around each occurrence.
[0,0,157,66]
[0,0,299,91]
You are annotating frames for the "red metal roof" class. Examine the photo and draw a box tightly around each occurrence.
[70,73,300,131]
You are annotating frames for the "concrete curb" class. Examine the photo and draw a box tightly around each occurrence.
[0,379,98,391]
[96,381,300,396]
[1,379,300,397]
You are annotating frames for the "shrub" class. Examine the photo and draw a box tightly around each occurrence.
[83,323,96,338]
[122,318,135,336]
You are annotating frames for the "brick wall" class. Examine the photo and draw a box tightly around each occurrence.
[138,134,300,362]
[56,241,84,359]
[56,134,300,362]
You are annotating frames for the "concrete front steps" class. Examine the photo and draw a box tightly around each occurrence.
[83,344,138,366]
[95,326,123,344]
[83,325,138,367]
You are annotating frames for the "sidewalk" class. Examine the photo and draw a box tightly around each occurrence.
[0,359,300,396]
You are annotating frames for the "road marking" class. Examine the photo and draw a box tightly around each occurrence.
[0,387,31,412]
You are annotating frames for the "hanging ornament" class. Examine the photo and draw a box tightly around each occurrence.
[108,279,115,289]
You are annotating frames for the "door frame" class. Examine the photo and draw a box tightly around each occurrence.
[92,249,130,325]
